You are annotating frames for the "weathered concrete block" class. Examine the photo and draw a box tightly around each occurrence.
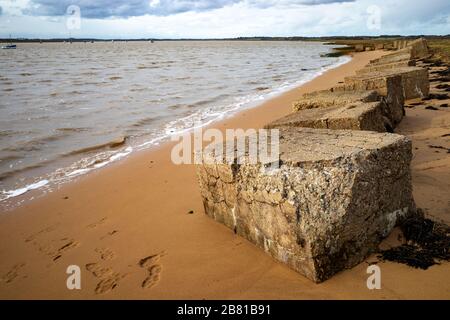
[393,67,430,100]
[355,44,364,52]
[346,67,429,101]
[393,40,408,50]
[370,49,413,66]
[266,101,388,132]
[374,43,385,50]
[292,89,379,111]
[335,74,404,126]
[407,38,430,59]
[371,38,429,65]
[196,128,415,283]
[356,60,416,75]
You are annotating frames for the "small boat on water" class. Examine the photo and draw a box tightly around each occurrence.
[2,44,16,49]
[2,35,17,49]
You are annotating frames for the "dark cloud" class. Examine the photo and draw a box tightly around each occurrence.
[24,0,240,18]
[23,0,355,18]
[247,0,353,7]
[300,0,354,4]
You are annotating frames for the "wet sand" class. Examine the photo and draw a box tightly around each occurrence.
[0,50,449,299]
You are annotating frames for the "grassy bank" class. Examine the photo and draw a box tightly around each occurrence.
[428,39,450,63]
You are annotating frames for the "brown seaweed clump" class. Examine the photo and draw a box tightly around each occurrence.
[378,215,450,269]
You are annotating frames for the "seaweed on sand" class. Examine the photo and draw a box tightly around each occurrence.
[377,215,450,269]
[321,46,355,58]
[422,93,449,100]
[433,67,450,77]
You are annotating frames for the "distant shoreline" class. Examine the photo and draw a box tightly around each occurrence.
[2,35,449,43]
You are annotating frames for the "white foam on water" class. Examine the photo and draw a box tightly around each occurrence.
[66,147,133,178]
[0,147,134,202]
[1,179,49,201]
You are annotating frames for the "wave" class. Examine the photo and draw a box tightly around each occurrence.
[4,132,71,153]
[137,65,160,69]
[131,117,161,128]
[0,154,21,163]
[0,130,18,138]
[65,147,133,178]
[0,158,54,181]
[129,87,147,92]
[62,136,127,156]
[56,127,90,133]
[80,71,98,76]
[1,179,49,201]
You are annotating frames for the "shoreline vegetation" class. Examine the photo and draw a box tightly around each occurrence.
[0,37,449,299]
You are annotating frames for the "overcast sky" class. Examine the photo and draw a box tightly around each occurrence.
[0,0,449,38]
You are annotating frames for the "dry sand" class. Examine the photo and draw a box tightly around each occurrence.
[0,50,449,299]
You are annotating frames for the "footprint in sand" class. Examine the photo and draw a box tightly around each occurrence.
[95,273,127,294]
[142,265,163,289]
[139,253,163,268]
[138,252,165,289]
[95,247,116,261]
[87,217,107,229]
[24,224,59,243]
[50,239,80,262]
[86,263,115,278]
[86,247,126,295]
[0,263,26,284]
[100,230,118,240]
[85,262,127,295]
[27,231,79,262]
[24,224,81,263]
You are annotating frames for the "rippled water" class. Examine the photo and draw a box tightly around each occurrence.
[0,40,349,204]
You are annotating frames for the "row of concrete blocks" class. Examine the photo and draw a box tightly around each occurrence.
[352,37,428,53]
[195,39,430,283]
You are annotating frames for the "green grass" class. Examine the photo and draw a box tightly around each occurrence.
[427,39,450,63]
[323,37,450,61]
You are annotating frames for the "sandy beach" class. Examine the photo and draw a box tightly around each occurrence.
[0,49,449,299]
